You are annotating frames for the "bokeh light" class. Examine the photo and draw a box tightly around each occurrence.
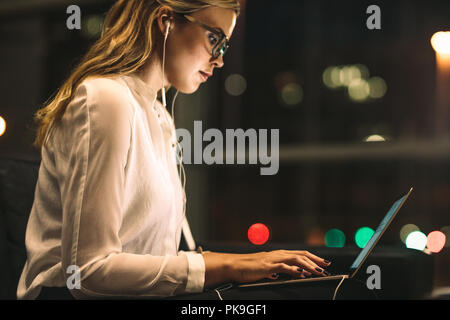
[354,227,375,248]
[405,231,427,251]
[323,65,364,89]
[426,231,446,253]
[225,74,247,96]
[440,226,450,247]
[322,66,339,89]
[274,71,297,91]
[330,67,342,87]
[363,134,386,142]
[280,83,303,106]
[82,15,104,39]
[0,116,6,136]
[400,224,420,244]
[348,78,370,102]
[368,77,387,98]
[339,65,362,86]
[247,223,270,245]
[354,64,370,79]
[431,31,450,54]
[324,228,346,248]
[323,64,385,103]
[306,227,325,246]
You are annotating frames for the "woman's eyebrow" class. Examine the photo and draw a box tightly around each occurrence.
[217,27,232,39]
[206,22,228,37]
[211,25,226,35]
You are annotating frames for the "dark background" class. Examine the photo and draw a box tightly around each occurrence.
[0,0,449,295]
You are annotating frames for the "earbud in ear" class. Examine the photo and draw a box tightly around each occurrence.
[164,19,171,36]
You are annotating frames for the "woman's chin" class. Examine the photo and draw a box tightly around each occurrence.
[174,82,201,95]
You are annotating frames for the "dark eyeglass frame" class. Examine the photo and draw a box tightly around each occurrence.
[175,13,230,59]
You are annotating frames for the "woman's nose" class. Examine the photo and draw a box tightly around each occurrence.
[211,54,224,68]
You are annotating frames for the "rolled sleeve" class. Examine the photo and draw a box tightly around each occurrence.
[180,252,205,293]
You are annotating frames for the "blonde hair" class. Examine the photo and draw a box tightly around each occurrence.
[33,0,240,149]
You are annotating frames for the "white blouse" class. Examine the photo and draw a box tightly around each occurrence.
[17,73,205,299]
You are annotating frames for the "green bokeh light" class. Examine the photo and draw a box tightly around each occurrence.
[354,227,375,248]
[324,228,346,248]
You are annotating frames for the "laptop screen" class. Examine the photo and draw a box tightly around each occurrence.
[348,190,411,276]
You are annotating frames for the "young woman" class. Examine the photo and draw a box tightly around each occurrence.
[18,0,330,299]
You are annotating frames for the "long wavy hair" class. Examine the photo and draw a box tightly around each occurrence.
[32,0,240,149]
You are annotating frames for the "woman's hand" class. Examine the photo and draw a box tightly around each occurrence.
[202,250,331,288]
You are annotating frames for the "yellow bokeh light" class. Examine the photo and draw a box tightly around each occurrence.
[339,65,362,86]
[348,78,370,102]
[354,64,370,79]
[368,77,387,99]
[0,116,6,136]
[323,64,369,90]
[330,66,343,87]
[322,66,338,88]
[363,134,386,142]
[441,226,450,247]
[431,31,450,54]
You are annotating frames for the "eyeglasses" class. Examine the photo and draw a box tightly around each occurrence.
[177,14,230,60]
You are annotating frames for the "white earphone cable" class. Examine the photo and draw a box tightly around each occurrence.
[162,21,170,107]
[172,91,188,252]
[162,21,189,252]
[332,276,346,300]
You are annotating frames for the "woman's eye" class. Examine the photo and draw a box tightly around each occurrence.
[208,33,218,46]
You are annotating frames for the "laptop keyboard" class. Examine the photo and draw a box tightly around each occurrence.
[274,272,333,281]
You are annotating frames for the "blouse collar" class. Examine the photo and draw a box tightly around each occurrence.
[120,71,158,108]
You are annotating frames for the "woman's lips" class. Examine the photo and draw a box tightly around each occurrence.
[199,71,211,82]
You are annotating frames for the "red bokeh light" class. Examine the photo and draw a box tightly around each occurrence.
[248,223,270,245]
[427,231,446,253]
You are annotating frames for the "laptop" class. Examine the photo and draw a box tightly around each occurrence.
[238,187,413,288]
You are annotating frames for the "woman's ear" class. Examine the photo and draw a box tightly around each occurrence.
[157,15,176,37]
[156,6,175,35]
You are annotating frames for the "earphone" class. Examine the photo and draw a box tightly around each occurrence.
[161,19,170,107]
[160,17,193,252]
[165,19,171,33]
